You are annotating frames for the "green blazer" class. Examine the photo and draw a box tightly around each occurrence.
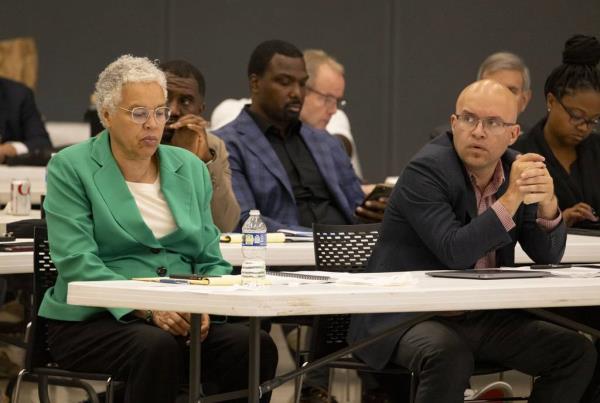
[39,131,232,321]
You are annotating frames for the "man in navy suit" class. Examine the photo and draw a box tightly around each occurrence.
[214,39,384,232]
[349,80,595,403]
[0,77,51,162]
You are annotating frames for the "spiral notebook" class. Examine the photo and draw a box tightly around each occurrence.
[266,270,331,282]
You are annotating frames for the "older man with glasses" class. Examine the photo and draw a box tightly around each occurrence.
[430,51,533,140]
[300,49,363,178]
[348,79,595,403]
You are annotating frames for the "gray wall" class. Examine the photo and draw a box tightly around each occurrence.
[1,0,599,182]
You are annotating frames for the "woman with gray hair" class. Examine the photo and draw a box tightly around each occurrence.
[38,55,277,403]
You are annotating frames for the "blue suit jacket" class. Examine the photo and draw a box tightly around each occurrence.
[348,132,567,370]
[0,77,51,151]
[214,109,364,231]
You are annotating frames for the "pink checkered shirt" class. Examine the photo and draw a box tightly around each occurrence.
[467,162,561,269]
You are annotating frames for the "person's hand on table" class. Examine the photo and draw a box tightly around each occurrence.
[355,197,388,222]
[0,143,17,163]
[563,202,599,227]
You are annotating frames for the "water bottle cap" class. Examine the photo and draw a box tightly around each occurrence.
[249,209,260,216]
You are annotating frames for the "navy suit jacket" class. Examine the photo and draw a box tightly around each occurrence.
[214,109,364,231]
[348,132,567,370]
[0,78,51,151]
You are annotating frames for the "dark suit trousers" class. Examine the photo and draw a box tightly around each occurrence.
[390,310,596,403]
[47,312,278,403]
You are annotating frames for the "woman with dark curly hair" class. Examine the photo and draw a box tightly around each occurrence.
[512,34,600,228]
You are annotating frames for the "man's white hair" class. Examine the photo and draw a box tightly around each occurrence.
[94,55,167,128]
[477,52,531,92]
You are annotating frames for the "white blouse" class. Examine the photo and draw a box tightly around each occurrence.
[126,177,177,239]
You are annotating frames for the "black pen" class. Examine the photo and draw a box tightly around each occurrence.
[530,264,572,270]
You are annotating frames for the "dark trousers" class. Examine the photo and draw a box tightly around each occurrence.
[390,310,596,403]
[551,306,600,403]
[47,313,278,403]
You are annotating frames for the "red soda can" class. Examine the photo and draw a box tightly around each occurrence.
[10,179,31,215]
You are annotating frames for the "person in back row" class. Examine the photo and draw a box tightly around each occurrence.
[0,77,52,162]
[349,79,595,403]
[160,60,240,232]
[300,49,363,178]
[429,51,532,139]
[512,34,600,229]
[214,39,385,232]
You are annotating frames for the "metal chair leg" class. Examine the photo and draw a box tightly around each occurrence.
[77,379,100,403]
[105,377,115,403]
[295,362,309,403]
[327,367,334,403]
[344,369,351,402]
[37,374,51,403]
[409,371,417,403]
[294,325,302,402]
[10,369,26,403]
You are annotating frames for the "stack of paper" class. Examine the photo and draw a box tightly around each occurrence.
[291,271,417,286]
[546,266,600,278]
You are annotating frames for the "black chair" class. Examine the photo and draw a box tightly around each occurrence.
[312,222,381,273]
[301,223,524,403]
[10,226,118,403]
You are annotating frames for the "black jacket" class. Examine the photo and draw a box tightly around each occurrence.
[513,118,600,229]
[0,77,51,152]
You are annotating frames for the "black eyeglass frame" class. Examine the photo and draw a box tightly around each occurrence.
[453,113,517,135]
[552,94,600,130]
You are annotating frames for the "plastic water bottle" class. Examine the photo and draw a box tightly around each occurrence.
[241,210,267,287]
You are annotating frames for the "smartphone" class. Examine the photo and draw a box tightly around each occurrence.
[362,184,393,206]
[530,264,572,270]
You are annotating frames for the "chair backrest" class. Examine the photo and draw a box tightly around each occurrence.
[312,223,380,273]
[310,223,380,360]
[25,225,57,370]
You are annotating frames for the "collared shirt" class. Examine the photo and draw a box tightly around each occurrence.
[468,161,562,269]
[245,107,349,227]
[468,162,513,269]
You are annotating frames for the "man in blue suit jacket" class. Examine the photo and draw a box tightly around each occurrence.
[0,77,51,162]
[214,40,382,232]
[349,80,595,403]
